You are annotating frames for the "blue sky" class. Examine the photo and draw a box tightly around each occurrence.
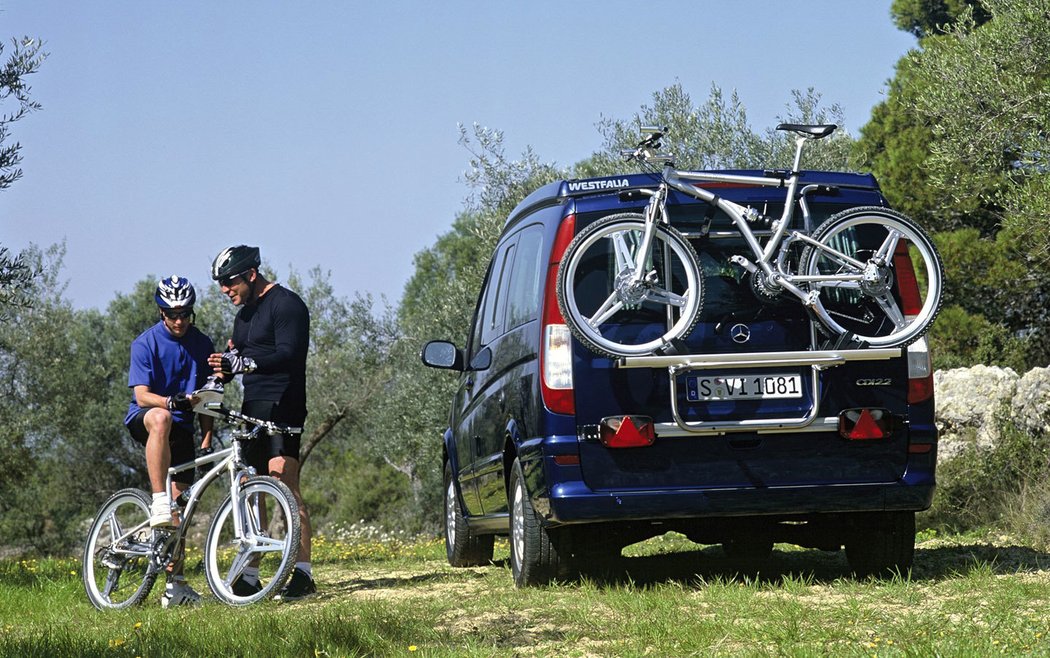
[1,1,916,311]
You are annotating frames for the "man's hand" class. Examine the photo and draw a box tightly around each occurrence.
[166,392,194,412]
[218,350,257,376]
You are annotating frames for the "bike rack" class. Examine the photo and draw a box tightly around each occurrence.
[616,347,901,435]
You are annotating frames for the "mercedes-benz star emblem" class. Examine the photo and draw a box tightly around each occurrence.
[730,323,751,344]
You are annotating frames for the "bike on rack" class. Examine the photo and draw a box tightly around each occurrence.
[83,393,302,608]
[556,125,944,358]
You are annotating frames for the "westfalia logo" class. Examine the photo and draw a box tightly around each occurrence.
[567,178,631,192]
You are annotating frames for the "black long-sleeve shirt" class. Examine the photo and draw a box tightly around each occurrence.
[231,284,310,408]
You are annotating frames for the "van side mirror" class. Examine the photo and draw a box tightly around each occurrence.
[420,340,464,371]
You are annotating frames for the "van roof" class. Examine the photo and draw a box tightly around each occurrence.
[505,170,882,227]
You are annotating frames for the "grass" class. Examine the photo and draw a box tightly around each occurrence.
[1,531,1049,657]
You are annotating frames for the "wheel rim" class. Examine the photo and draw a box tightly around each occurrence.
[84,494,154,609]
[806,214,941,346]
[511,481,525,570]
[561,220,701,356]
[445,479,457,550]
[206,481,296,603]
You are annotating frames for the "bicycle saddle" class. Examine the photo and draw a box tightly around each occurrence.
[776,124,837,139]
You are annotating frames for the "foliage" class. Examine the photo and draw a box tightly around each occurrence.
[579,83,854,177]
[0,37,46,190]
[381,124,563,531]
[0,246,42,321]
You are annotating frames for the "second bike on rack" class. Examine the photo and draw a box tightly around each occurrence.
[556,125,944,358]
[83,391,302,609]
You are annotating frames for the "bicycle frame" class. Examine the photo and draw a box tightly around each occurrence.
[641,133,885,332]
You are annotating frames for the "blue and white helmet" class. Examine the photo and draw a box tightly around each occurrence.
[155,274,197,309]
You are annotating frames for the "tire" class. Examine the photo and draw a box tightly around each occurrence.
[509,458,569,587]
[800,206,943,348]
[444,461,494,567]
[204,476,301,605]
[557,213,704,358]
[845,511,915,578]
[83,488,160,610]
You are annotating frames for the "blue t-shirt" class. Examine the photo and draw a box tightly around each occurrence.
[125,322,215,429]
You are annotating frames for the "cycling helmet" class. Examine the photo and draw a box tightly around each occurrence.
[155,275,197,309]
[211,244,261,281]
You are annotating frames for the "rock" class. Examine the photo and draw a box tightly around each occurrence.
[934,365,1050,462]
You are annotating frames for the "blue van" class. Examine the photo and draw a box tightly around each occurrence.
[422,169,936,586]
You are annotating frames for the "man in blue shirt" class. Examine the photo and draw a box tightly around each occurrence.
[125,275,215,607]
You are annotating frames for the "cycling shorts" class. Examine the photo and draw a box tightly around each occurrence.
[241,399,305,473]
[126,409,197,486]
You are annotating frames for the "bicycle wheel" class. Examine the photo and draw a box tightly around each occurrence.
[557,213,703,358]
[83,488,160,610]
[800,206,943,347]
[204,476,301,605]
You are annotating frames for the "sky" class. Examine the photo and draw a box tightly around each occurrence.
[1,1,916,312]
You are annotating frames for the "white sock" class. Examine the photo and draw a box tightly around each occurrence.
[295,562,312,577]
[241,567,260,585]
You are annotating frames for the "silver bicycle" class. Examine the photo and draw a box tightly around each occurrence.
[556,125,944,358]
[83,397,302,608]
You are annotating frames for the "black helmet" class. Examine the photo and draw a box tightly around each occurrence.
[211,245,261,281]
[155,274,196,308]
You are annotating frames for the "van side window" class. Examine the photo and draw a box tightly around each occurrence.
[471,238,516,353]
[505,226,543,329]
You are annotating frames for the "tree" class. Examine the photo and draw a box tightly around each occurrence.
[1,37,46,191]
[891,0,990,38]
[907,0,1050,364]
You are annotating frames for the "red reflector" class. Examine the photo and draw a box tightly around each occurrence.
[908,376,934,404]
[908,444,933,454]
[839,408,891,440]
[599,415,656,448]
[893,241,923,316]
[553,454,580,466]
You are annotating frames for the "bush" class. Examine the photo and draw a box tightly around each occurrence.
[924,408,1050,547]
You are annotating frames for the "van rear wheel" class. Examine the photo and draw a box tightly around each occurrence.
[845,511,915,578]
[509,459,569,587]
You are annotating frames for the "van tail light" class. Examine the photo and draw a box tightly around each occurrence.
[599,416,656,448]
[906,337,934,404]
[838,408,894,440]
[892,242,934,404]
[540,214,577,415]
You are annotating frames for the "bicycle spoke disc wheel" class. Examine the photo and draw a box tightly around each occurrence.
[557,213,703,358]
[801,206,943,348]
[204,476,301,605]
[82,488,159,610]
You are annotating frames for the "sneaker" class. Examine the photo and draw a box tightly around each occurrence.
[231,575,262,597]
[150,497,174,528]
[275,568,316,602]
[161,581,201,608]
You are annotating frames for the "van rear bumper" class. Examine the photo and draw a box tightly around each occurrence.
[544,479,935,524]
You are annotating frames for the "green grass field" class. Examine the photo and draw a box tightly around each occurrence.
[2,531,1048,657]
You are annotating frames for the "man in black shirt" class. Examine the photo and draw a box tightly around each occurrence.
[208,244,316,601]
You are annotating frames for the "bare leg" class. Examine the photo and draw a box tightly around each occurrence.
[268,455,311,563]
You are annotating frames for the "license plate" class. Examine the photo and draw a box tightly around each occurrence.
[686,373,803,401]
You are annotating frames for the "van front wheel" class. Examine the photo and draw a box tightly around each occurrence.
[444,461,494,567]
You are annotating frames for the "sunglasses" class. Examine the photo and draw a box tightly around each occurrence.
[218,271,250,288]
[162,308,193,320]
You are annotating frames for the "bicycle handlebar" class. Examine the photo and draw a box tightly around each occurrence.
[203,402,303,435]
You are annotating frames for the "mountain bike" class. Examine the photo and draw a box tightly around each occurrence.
[556,125,944,358]
[83,397,302,608]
